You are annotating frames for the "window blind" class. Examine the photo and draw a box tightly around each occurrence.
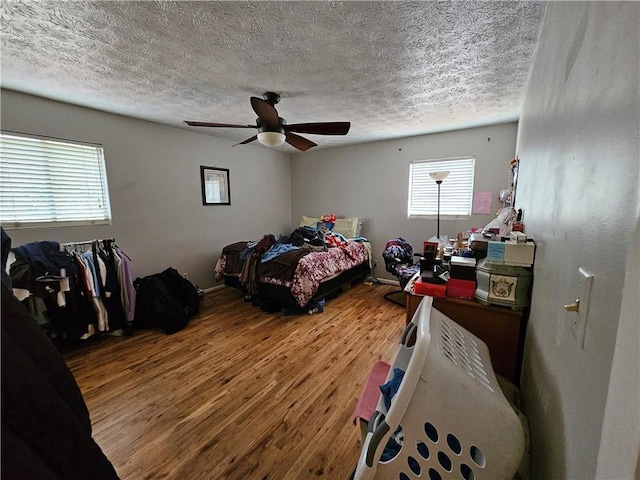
[408,156,475,219]
[0,132,112,229]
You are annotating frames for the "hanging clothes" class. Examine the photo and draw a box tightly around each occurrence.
[81,250,109,332]
[96,241,126,332]
[113,246,136,325]
[9,240,88,342]
[7,236,134,347]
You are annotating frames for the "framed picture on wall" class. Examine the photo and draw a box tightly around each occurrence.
[200,166,230,205]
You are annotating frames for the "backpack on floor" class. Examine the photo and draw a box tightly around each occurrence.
[133,268,199,335]
[157,267,200,319]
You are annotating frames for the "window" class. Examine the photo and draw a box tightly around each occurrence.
[0,131,112,229]
[408,156,475,219]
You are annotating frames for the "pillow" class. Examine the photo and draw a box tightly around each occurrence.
[332,217,360,238]
[299,215,320,228]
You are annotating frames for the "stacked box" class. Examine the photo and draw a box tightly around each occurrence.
[449,256,477,281]
[510,231,527,244]
[487,240,535,267]
[447,278,476,299]
[414,276,447,297]
[447,256,477,299]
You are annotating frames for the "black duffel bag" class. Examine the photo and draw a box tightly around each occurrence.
[133,267,199,335]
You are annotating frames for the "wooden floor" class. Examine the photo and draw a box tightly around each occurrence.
[64,283,406,480]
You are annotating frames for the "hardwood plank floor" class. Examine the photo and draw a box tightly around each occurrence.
[64,283,406,480]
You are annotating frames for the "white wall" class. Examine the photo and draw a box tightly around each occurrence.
[1,90,292,290]
[290,122,518,280]
[515,2,639,479]
[596,204,639,479]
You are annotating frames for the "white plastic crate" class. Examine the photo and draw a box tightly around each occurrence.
[353,296,524,480]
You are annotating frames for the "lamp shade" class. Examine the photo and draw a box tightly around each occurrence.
[429,171,450,182]
[257,131,286,147]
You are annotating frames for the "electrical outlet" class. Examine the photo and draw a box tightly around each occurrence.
[568,267,594,348]
[183,272,188,280]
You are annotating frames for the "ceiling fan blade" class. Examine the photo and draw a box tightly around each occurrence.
[284,122,351,135]
[185,121,256,128]
[250,97,279,127]
[233,135,258,147]
[285,132,317,151]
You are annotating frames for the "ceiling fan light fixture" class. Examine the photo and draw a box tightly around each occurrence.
[257,131,286,147]
[185,93,348,151]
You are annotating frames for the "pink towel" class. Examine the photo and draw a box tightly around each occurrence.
[351,360,391,425]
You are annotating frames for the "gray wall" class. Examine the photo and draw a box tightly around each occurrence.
[290,122,518,281]
[515,2,639,479]
[2,90,516,288]
[1,90,292,290]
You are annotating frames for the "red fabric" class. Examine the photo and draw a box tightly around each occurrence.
[325,233,349,249]
[351,360,391,425]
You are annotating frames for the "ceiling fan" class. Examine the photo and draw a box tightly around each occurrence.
[184,92,350,151]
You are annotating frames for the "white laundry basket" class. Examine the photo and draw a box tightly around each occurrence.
[353,296,524,480]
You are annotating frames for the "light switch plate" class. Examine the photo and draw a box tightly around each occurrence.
[570,267,594,348]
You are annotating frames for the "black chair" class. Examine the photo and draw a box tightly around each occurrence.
[382,238,420,306]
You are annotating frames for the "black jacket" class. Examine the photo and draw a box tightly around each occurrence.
[1,280,119,479]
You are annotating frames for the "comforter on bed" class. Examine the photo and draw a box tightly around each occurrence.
[261,241,370,307]
[215,237,371,307]
[216,241,248,277]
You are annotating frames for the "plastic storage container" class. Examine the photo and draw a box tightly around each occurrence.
[352,296,524,480]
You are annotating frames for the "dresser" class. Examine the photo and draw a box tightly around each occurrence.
[405,293,525,384]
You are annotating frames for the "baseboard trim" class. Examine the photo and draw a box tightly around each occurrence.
[203,285,226,294]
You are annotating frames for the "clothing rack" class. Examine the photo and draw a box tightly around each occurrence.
[60,238,115,247]
[59,239,131,261]
[9,236,135,345]
[60,238,116,246]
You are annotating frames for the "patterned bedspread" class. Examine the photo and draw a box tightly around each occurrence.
[215,240,371,307]
[261,241,370,307]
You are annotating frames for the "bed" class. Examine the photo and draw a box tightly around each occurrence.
[214,216,371,312]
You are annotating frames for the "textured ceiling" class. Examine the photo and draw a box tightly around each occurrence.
[1,1,546,151]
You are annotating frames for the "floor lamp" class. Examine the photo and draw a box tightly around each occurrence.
[429,171,450,243]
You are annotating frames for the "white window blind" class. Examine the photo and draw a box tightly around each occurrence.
[0,132,112,229]
[408,156,475,219]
